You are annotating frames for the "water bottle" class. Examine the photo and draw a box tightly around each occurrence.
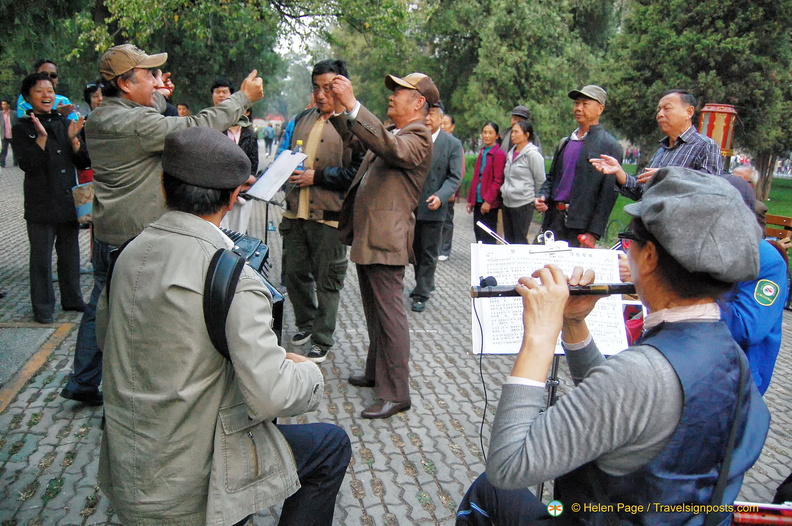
[294,140,305,171]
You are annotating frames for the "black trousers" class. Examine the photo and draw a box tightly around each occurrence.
[1,137,11,166]
[502,203,535,244]
[543,208,583,247]
[440,200,455,256]
[26,221,84,319]
[412,219,444,301]
[473,202,499,244]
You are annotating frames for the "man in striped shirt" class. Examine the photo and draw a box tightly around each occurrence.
[590,89,722,200]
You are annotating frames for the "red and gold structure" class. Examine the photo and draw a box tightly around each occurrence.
[698,103,737,157]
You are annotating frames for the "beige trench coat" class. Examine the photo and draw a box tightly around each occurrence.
[96,211,323,525]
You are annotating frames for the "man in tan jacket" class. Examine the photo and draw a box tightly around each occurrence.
[97,127,350,525]
[330,72,437,419]
[281,59,364,363]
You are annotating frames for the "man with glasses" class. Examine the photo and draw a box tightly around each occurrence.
[280,59,364,363]
[16,59,78,121]
[60,44,264,406]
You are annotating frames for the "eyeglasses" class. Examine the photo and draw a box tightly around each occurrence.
[617,231,642,249]
[312,84,332,94]
[45,72,58,79]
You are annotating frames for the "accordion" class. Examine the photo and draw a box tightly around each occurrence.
[221,228,284,343]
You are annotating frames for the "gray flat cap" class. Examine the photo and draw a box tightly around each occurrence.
[511,105,531,119]
[568,85,607,105]
[623,167,760,282]
[162,127,251,189]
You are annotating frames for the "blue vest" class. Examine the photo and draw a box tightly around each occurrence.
[555,321,769,525]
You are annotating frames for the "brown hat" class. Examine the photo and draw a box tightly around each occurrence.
[99,44,168,81]
[162,128,251,190]
[568,85,607,105]
[385,73,440,106]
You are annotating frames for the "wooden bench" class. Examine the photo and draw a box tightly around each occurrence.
[764,214,792,311]
[765,214,792,241]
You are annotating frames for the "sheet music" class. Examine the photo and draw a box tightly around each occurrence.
[246,150,308,202]
[470,244,629,355]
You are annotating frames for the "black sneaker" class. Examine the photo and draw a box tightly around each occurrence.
[411,299,426,313]
[290,331,312,346]
[306,345,329,363]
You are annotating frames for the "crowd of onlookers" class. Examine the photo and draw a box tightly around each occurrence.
[3,47,792,525]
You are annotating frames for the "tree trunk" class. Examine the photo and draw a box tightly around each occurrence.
[754,151,778,202]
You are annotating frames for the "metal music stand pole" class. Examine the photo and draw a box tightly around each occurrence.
[536,354,562,500]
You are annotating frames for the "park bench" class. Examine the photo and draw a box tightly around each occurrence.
[765,214,792,241]
[764,214,792,311]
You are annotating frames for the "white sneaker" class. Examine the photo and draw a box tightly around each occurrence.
[438,255,449,261]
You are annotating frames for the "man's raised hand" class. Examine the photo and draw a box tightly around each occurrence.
[241,70,264,103]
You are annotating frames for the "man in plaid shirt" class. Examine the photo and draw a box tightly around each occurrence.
[590,89,722,200]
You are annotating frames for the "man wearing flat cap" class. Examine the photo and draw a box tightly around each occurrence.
[330,72,437,418]
[501,105,541,154]
[535,85,622,247]
[97,127,351,525]
[62,43,264,407]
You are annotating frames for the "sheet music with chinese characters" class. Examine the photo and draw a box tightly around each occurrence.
[470,244,629,355]
[246,150,308,202]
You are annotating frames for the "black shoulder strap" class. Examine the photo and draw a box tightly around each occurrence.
[203,249,246,360]
[704,355,749,525]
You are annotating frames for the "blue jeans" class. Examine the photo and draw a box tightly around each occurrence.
[276,423,351,525]
[457,473,550,525]
[65,238,116,394]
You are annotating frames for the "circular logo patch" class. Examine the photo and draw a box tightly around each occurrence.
[754,279,780,307]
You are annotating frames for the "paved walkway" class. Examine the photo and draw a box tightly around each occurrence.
[0,157,790,525]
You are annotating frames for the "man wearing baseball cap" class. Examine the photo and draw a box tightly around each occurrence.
[97,127,351,525]
[534,84,622,247]
[62,43,264,406]
[329,72,437,418]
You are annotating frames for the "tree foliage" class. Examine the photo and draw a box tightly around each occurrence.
[323,0,623,149]
[604,0,792,196]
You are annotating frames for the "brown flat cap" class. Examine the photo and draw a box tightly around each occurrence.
[162,128,251,189]
[99,44,167,81]
[385,73,440,106]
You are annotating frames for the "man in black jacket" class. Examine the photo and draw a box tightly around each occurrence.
[534,85,622,247]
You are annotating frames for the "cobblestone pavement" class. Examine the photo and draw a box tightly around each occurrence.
[0,158,790,525]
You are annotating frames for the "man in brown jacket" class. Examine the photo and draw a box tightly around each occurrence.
[331,72,438,419]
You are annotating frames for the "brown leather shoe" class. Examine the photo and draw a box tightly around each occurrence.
[361,400,411,419]
[348,375,375,388]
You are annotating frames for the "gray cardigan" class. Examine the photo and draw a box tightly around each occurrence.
[486,338,683,489]
[500,143,545,208]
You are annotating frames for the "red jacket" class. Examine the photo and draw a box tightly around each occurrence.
[467,144,506,208]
